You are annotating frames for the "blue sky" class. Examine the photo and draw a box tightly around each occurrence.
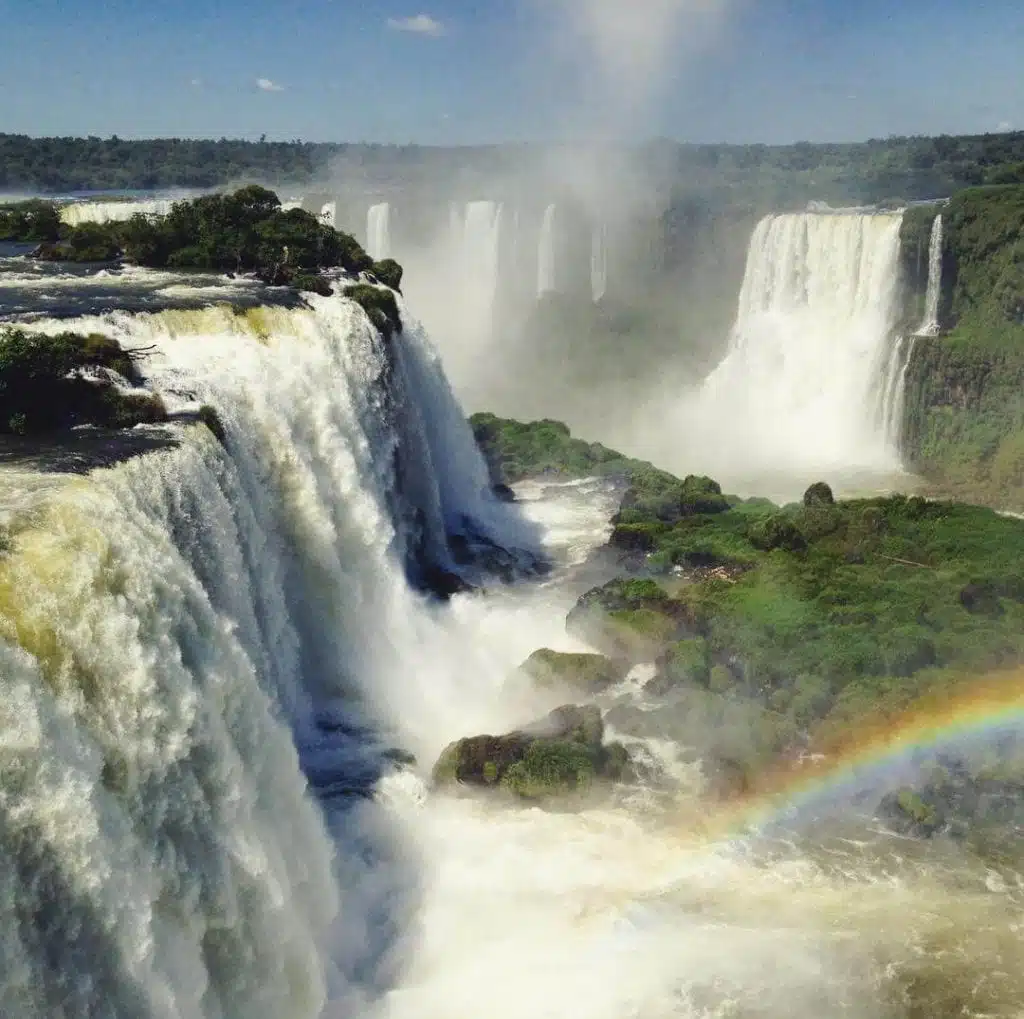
[1,0,1022,144]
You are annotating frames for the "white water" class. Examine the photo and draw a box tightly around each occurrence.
[60,199,176,227]
[591,221,608,303]
[367,204,392,261]
[915,214,943,337]
[673,212,908,491]
[537,204,557,297]
[0,291,540,1018]
[321,202,337,228]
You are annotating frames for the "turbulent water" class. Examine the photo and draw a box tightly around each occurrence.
[1,248,1022,1019]
[916,214,943,337]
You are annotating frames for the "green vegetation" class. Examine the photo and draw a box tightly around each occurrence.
[0,199,61,241]
[901,185,1024,504]
[370,257,403,291]
[343,284,402,340]
[432,704,629,801]
[518,649,627,694]
[5,187,398,302]
[563,477,1024,787]
[0,328,167,433]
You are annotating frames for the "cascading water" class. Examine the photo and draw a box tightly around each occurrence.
[458,201,503,335]
[367,204,392,261]
[915,213,943,337]
[0,289,535,1018]
[60,199,176,226]
[680,211,907,490]
[321,201,338,228]
[536,204,557,297]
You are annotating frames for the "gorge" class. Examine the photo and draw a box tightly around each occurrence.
[2,173,1024,1019]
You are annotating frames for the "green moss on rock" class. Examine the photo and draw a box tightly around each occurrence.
[519,649,626,694]
[344,284,402,340]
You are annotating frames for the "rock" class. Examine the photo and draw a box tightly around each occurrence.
[432,703,630,800]
[492,483,516,503]
[418,563,474,601]
[803,481,835,507]
[518,649,627,695]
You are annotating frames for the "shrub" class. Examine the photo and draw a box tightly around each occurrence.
[343,284,402,340]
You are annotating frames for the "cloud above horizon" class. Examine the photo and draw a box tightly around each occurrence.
[256,77,284,92]
[387,14,445,37]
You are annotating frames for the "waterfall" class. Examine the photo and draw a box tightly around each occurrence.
[691,211,906,479]
[0,293,513,1018]
[458,201,504,335]
[536,204,557,297]
[591,221,608,303]
[366,203,392,261]
[915,213,943,337]
[60,199,175,227]
[320,201,337,228]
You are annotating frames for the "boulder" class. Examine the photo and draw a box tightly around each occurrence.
[518,649,627,695]
[432,703,630,800]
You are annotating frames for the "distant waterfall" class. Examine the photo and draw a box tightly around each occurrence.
[536,204,557,297]
[320,201,337,228]
[60,199,175,226]
[591,221,608,303]
[915,214,943,337]
[367,203,392,260]
[457,200,504,336]
[695,212,906,476]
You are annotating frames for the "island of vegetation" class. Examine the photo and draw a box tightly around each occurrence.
[443,414,1024,842]
[0,185,404,302]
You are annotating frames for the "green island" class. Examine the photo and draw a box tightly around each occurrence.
[452,414,1024,838]
[0,185,403,299]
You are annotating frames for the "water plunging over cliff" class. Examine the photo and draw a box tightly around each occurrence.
[367,203,392,261]
[60,199,176,227]
[682,211,907,489]
[0,291,532,1018]
[537,204,557,297]
[916,213,943,337]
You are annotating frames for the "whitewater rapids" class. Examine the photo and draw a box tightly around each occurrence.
[0,276,1021,1019]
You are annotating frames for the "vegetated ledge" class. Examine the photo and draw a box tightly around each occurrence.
[0,327,168,435]
[472,413,1024,838]
[3,187,404,301]
[898,183,1024,508]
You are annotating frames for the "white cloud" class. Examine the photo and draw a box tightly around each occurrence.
[387,14,445,37]
[256,77,284,92]
[997,120,1013,133]
[190,78,203,88]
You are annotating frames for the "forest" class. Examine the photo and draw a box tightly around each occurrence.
[3,131,1024,207]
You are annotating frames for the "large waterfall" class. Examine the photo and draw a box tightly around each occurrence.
[916,213,943,337]
[536,205,557,297]
[685,211,906,487]
[366,203,392,261]
[0,292,527,1018]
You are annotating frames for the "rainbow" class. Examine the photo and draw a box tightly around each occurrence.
[696,668,1024,839]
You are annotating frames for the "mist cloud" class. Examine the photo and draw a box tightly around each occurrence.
[541,0,733,130]
[256,78,285,92]
[387,14,446,37]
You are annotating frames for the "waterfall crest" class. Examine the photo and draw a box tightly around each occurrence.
[0,293,508,1018]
